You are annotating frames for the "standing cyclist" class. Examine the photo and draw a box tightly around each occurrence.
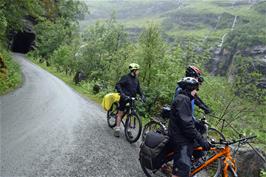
[114,63,145,137]
[168,77,210,177]
[174,66,211,115]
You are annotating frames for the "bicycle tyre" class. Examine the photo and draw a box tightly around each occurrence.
[142,121,165,141]
[107,103,118,128]
[124,113,142,143]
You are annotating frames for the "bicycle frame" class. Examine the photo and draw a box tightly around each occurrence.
[191,146,237,177]
[120,98,137,126]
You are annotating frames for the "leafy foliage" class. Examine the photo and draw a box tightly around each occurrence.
[34,18,76,58]
[224,14,266,50]
[77,17,129,82]
[138,24,166,87]
[233,55,266,104]
[0,47,22,95]
[253,1,266,14]
[0,0,88,94]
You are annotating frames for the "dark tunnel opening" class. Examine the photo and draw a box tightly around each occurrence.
[11,31,35,54]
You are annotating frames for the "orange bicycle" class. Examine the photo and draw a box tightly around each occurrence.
[140,135,256,177]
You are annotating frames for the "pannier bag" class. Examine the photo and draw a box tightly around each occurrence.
[101,93,120,111]
[139,132,169,170]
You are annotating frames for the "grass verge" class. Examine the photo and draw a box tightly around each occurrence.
[0,50,22,95]
[27,56,103,104]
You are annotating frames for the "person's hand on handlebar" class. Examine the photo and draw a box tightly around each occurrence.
[198,138,211,151]
[141,95,146,103]
[121,93,131,101]
[204,107,212,114]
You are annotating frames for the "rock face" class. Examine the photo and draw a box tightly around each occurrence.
[208,45,266,85]
[235,148,266,177]
[242,45,266,56]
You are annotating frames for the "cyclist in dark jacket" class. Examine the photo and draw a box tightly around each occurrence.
[168,77,210,177]
[174,66,211,114]
[114,63,145,137]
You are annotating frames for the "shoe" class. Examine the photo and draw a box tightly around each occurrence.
[127,131,133,139]
[114,127,120,137]
[160,164,172,176]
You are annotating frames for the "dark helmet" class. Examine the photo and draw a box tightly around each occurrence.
[178,77,199,91]
[185,66,204,83]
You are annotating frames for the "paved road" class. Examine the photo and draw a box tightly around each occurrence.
[0,53,144,177]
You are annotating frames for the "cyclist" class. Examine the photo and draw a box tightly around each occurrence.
[114,63,145,137]
[174,66,211,115]
[168,77,210,177]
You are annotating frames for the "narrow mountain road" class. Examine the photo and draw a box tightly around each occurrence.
[0,53,144,177]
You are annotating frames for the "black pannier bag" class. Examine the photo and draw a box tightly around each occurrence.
[139,132,169,170]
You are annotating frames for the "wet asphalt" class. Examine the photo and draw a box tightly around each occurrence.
[0,53,144,177]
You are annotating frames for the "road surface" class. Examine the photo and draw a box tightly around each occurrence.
[0,53,143,177]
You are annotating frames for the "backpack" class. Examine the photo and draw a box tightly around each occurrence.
[139,132,169,170]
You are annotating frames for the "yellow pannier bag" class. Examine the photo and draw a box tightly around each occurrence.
[101,93,121,111]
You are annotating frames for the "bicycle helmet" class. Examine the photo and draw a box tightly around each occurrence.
[178,77,199,91]
[186,66,202,77]
[129,63,140,71]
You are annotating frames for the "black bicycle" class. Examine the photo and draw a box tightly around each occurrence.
[142,107,226,147]
[107,97,142,143]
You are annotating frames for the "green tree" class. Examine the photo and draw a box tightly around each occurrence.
[138,24,166,87]
[234,56,266,104]
[78,17,128,81]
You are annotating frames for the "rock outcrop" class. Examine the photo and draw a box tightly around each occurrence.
[235,147,266,177]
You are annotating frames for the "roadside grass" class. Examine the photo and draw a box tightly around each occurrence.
[0,49,22,95]
[27,57,102,104]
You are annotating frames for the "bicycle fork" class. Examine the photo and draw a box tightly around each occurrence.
[223,147,238,177]
[127,114,137,129]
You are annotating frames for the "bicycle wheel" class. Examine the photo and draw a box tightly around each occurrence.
[124,113,142,143]
[142,121,165,141]
[107,103,118,128]
[203,128,225,177]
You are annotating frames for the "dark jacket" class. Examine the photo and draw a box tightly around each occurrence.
[115,73,143,98]
[168,90,203,145]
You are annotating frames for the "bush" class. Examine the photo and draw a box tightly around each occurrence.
[0,48,22,95]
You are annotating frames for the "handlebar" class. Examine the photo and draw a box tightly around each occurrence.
[211,135,257,146]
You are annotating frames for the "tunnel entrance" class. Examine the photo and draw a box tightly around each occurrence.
[11,31,35,54]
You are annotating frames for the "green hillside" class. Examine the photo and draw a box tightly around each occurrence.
[82,0,264,40]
